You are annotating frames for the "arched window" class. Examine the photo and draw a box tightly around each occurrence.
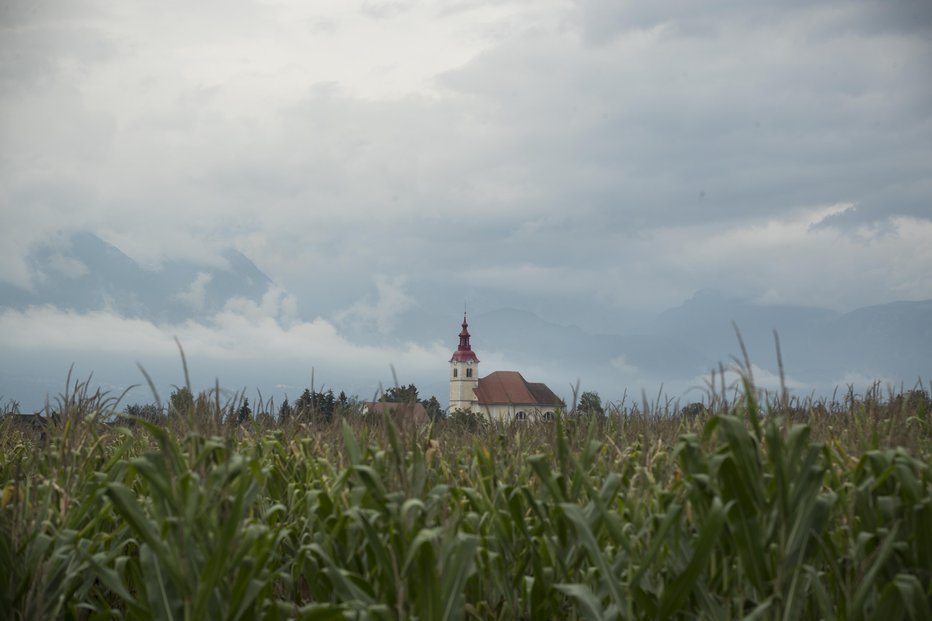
[453,368,458,378]
[466,368,473,378]
[515,410,527,421]
[543,411,554,421]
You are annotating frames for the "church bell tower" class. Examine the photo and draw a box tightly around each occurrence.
[449,314,479,412]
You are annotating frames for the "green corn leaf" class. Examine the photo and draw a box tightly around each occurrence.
[104,482,183,586]
[353,509,396,599]
[744,596,774,621]
[529,455,565,503]
[555,583,607,621]
[891,573,932,621]
[402,526,443,575]
[140,542,178,621]
[852,524,900,619]
[658,496,727,619]
[84,551,135,604]
[560,503,627,613]
[342,419,363,466]
[440,534,479,621]
[353,465,388,502]
[630,502,683,587]
[325,565,376,606]
[407,527,442,621]
[292,604,346,620]
[131,457,178,513]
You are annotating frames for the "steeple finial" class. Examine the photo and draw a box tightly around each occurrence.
[450,313,479,363]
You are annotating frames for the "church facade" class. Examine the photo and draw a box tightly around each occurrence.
[449,315,562,422]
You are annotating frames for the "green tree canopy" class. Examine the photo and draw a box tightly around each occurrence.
[169,387,194,417]
[380,384,419,403]
[278,397,293,424]
[422,396,444,422]
[577,391,604,416]
[294,388,336,423]
[236,398,252,425]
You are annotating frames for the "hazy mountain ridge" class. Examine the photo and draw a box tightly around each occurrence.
[0,232,273,322]
[464,308,708,379]
[1,235,929,411]
[823,300,932,383]
[454,293,930,391]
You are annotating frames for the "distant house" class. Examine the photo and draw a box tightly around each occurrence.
[7,413,53,429]
[5,413,55,440]
[449,315,562,422]
[361,401,429,425]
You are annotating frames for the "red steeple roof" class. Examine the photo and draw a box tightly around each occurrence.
[450,313,479,363]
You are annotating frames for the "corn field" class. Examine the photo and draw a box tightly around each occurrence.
[1,377,931,620]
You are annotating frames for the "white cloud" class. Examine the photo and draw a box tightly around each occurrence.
[610,355,639,375]
[683,362,808,403]
[644,210,932,310]
[336,276,416,335]
[0,300,447,383]
[0,306,176,355]
[826,371,902,396]
[173,272,212,311]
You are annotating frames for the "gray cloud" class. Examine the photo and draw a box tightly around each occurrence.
[1,0,930,409]
[576,0,932,45]
[439,6,932,230]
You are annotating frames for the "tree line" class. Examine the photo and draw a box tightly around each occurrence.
[120,382,447,426]
[6,384,606,425]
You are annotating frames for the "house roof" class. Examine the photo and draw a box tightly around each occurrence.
[474,371,561,407]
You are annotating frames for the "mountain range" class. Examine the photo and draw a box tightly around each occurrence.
[458,295,931,394]
[0,232,271,323]
[1,232,929,409]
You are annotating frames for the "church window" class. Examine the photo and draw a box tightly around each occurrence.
[466,368,473,378]
[453,368,458,378]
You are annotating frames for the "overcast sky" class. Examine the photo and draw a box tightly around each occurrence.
[1,0,931,408]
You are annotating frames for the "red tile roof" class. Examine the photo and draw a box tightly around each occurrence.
[474,371,561,406]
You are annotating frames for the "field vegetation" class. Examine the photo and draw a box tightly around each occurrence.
[1,362,931,620]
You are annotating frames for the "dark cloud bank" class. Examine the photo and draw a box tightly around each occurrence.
[0,233,928,413]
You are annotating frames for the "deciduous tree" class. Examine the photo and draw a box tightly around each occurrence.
[577,391,604,416]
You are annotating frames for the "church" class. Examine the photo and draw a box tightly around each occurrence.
[449,314,562,422]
